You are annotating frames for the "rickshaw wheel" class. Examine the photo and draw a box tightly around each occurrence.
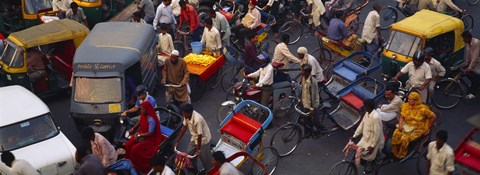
[379,6,398,30]
[312,48,333,80]
[189,75,206,102]
[329,161,358,175]
[217,103,234,124]
[208,68,222,89]
[461,14,474,33]
[279,20,303,45]
[270,123,301,157]
[253,147,279,175]
[273,97,295,125]
[220,66,243,93]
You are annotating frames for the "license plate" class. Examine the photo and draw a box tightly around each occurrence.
[108,103,121,113]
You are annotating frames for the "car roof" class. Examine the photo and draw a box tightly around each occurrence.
[0,86,50,126]
[391,10,464,39]
[73,22,155,69]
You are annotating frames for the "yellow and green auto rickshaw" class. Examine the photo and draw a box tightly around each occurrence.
[73,0,135,27]
[0,0,56,35]
[0,19,89,97]
[382,10,465,81]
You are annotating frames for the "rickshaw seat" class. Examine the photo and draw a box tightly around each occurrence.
[340,86,376,111]
[333,60,367,82]
[220,112,262,144]
[456,141,480,172]
[160,124,174,137]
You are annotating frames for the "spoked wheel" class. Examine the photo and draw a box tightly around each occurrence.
[432,79,463,109]
[273,97,295,125]
[217,104,235,124]
[269,123,302,157]
[466,0,480,5]
[220,66,243,93]
[312,47,334,81]
[174,42,186,57]
[253,147,279,175]
[329,161,358,175]
[208,68,222,89]
[461,14,474,32]
[189,75,206,102]
[279,20,303,45]
[379,6,398,30]
[230,35,245,53]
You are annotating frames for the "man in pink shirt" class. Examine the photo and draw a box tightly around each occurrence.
[82,127,118,167]
[177,0,202,41]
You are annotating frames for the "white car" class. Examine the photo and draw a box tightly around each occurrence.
[0,85,76,175]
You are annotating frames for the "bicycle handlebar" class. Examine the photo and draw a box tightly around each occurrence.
[294,103,311,116]
[164,84,182,88]
[174,147,197,159]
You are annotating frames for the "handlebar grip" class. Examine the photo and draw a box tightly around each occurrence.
[174,147,197,159]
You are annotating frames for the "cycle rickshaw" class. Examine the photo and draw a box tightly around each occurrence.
[453,115,480,175]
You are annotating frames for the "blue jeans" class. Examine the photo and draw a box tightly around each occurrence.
[191,27,203,42]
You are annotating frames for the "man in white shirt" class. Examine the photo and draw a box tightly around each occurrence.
[300,64,328,134]
[247,54,273,106]
[201,18,222,51]
[153,0,176,40]
[151,154,175,175]
[424,47,446,103]
[175,103,213,171]
[362,3,382,56]
[157,24,175,55]
[137,0,156,24]
[1,151,39,175]
[392,50,432,103]
[432,0,463,13]
[427,130,455,175]
[272,34,301,82]
[208,9,231,46]
[212,151,243,175]
[171,0,181,16]
[298,47,325,83]
[131,11,147,23]
[232,0,261,46]
[306,0,326,29]
[66,2,89,28]
[461,31,480,99]
[377,86,403,128]
[52,0,71,18]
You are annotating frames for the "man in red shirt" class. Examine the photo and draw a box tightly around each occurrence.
[178,0,202,41]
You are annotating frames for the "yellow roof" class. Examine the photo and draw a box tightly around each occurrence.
[391,10,464,39]
[8,19,89,48]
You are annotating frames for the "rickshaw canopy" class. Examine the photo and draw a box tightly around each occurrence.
[390,10,465,52]
[7,19,89,48]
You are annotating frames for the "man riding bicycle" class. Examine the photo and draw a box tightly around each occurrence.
[161,50,191,103]
[392,50,432,103]
[246,54,274,106]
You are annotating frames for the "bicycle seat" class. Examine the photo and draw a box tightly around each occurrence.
[272,62,285,68]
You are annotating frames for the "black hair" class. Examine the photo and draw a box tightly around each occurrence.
[180,103,194,113]
[385,85,396,93]
[1,151,15,165]
[281,34,290,43]
[334,9,344,18]
[81,127,95,140]
[204,17,213,25]
[212,151,227,163]
[436,130,448,141]
[160,24,168,31]
[462,31,472,39]
[179,0,187,7]
[151,154,166,167]
[133,11,142,17]
[208,8,216,14]
[70,2,79,8]
[364,99,376,111]
[301,64,312,73]
[373,2,381,9]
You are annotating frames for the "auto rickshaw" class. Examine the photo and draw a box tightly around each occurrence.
[0,0,57,35]
[73,0,135,27]
[70,22,158,134]
[0,19,89,97]
[382,10,465,81]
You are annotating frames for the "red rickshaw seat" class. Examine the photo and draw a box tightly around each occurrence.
[220,112,262,144]
[341,92,364,111]
[456,141,480,172]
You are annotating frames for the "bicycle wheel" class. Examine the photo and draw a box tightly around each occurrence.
[329,161,358,175]
[379,7,398,30]
[189,75,206,102]
[461,14,474,32]
[273,97,295,121]
[312,47,334,81]
[269,123,302,157]
[279,20,303,45]
[432,79,463,109]
[174,42,186,57]
[208,68,222,89]
[466,0,480,6]
[217,104,234,124]
[253,147,279,175]
[416,146,428,175]
[220,66,242,93]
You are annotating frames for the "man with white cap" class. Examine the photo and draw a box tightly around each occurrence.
[161,50,191,103]
[297,47,325,84]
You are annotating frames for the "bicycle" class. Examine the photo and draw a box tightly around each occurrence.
[174,29,191,57]
[172,146,204,175]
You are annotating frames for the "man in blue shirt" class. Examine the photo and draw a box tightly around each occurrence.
[327,10,350,42]
[121,85,157,117]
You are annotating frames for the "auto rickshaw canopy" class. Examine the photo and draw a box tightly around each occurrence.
[7,19,89,48]
[390,10,465,53]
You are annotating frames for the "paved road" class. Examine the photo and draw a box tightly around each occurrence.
[44,0,480,174]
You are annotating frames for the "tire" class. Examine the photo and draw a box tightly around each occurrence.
[466,0,480,5]
[254,147,279,175]
[273,97,295,121]
[312,47,333,81]
[189,75,206,102]
[269,123,302,157]
[461,14,474,32]
[432,79,463,109]
[220,66,242,93]
[416,148,428,175]
[379,7,398,30]
[208,68,222,89]
[217,104,234,124]
[279,20,303,45]
[328,161,358,175]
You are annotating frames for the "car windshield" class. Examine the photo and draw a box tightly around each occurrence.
[386,31,422,57]
[0,42,24,68]
[24,0,52,14]
[74,77,122,103]
[0,114,59,152]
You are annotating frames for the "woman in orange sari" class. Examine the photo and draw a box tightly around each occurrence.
[124,101,162,174]
[391,92,436,159]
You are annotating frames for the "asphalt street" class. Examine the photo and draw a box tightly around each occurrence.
[44,0,480,174]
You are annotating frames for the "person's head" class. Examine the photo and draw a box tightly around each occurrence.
[373,2,382,12]
[407,91,421,106]
[257,53,270,68]
[281,34,290,44]
[132,11,142,22]
[160,24,168,34]
[334,9,345,19]
[207,8,216,18]
[70,2,79,13]
[163,0,172,6]
[423,47,434,63]
[136,85,148,100]
[212,151,227,166]
[1,151,15,167]
[248,0,257,10]
[204,17,213,30]
[297,47,308,60]
[384,86,396,101]
[179,0,187,10]
[364,99,375,113]
[462,31,473,44]
[435,130,448,149]
[170,50,180,63]
[151,154,167,173]
[140,101,156,117]
[75,144,91,163]
[412,50,425,68]
[81,127,95,141]
[180,103,194,120]
[247,32,257,43]
[301,64,312,77]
